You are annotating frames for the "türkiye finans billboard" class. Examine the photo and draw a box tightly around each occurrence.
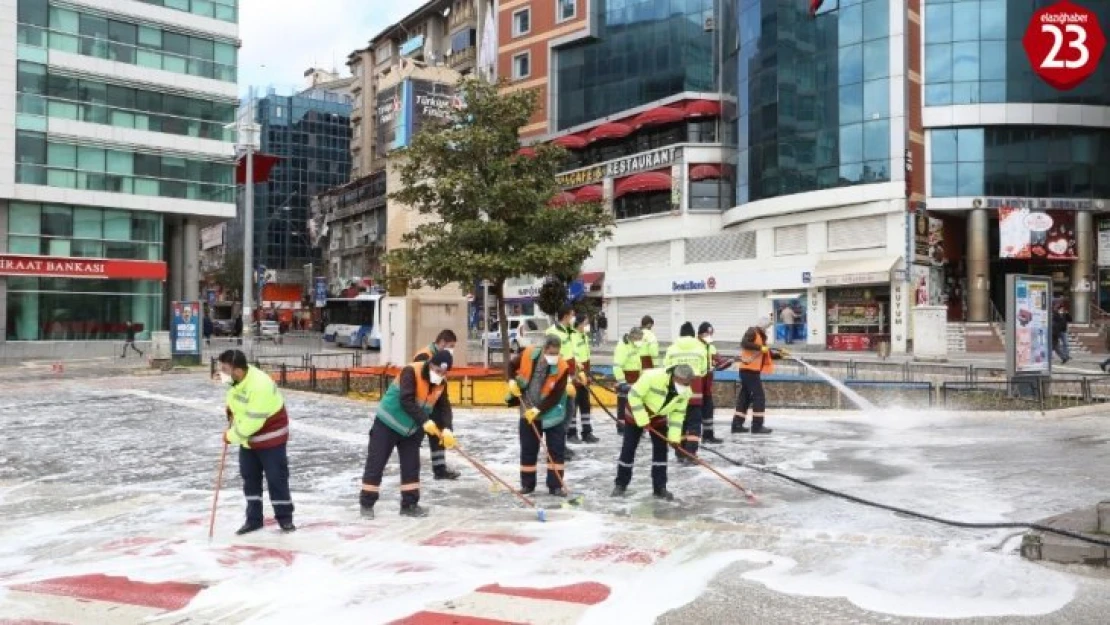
[374,79,458,154]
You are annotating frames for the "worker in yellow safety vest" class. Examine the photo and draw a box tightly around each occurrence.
[612,327,644,435]
[639,315,660,369]
[664,322,709,462]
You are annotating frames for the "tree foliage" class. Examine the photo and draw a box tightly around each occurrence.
[537,278,568,317]
[385,79,614,372]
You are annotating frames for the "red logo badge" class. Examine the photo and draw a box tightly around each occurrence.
[1023,0,1106,91]
[706,277,717,289]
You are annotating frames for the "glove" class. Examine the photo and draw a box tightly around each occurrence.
[566,381,577,398]
[760,345,770,353]
[225,407,233,425]
[524,407,540,423]
[440,428,457,450]
[508,380,522,397]
[423,420,441,438]
[617,382,631,395]
[576,372,588,386]
[667,427,683,445]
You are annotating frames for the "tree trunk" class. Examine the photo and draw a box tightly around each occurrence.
[495,280,512,379]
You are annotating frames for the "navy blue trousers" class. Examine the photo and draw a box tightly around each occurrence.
[239,443,293,525]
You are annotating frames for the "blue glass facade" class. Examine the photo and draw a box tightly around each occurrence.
[253,90,352,271]
[729,0,892,204]
[929,126,1110,198]
[923,0,1110,107]
[555,0,716,130]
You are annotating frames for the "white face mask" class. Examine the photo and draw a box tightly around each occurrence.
[544,354,559,365]
[582,325,591,333]
[445,347,455,355]
[633,341,643,348]
[675,383,690,394]
[429,371,445,385]
[702,335,714,344]
[218,372,234,386]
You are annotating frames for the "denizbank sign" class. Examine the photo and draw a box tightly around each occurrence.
[557,146,683,187]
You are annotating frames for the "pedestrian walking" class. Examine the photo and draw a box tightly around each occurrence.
[596,311,608,346]
[413,329,460,480]
[611,364,695,501]
[779,305,797,344]
[507,337,572,497]
[732,322,783,435]
[120,321,143,358]
[233,315,243,346]
[664,322,708,462]
[639,315,660,369]
[612,327,644,435]
[217,349,295,534]
[1052,301,1071,364]
[203,315,214,348]
[567,314,597,444]
[360,351,456,520]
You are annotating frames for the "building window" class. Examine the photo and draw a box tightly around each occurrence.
[134,0,238,23]
[774,225,808,256]
[512,8,531,37]
[614,191,671,220]
[512,52,531,80]
[828,215,886,252]
[558,0,576,23]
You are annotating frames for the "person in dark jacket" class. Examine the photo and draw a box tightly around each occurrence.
[1052,302,1071,364]
[121,321,143,358]
[359,351,455,520]
[732,321,783,435]
[203,315,214,347]
[233,315,244,345]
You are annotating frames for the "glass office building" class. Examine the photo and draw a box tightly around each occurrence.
[2,0,239,342]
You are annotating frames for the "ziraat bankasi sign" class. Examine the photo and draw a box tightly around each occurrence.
[0,254,167,280]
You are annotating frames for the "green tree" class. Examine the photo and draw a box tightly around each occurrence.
[214,248,244,302]
[537,278,568,317]
[386,79,614,374]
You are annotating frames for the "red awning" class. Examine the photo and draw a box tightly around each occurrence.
[574,185,604,203]
[614,171,672,198]
[517,147,537,158]
[587,122,633,143]
[552,134,588,150]
[235,153,281,185]
[549,191,577,206]
[632,106,685,129]
[689,164,723,181]
[580,271,605,290]
[684,100,722,119]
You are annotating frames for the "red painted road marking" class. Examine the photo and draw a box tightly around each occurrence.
[476,582,611,605]
[0,619,69,625]
[99,537,184,557]
[217,545,296,568]
[567,543,668,565]
[389,612,527,625]
[12,574,203,611]
[420,531,537,547]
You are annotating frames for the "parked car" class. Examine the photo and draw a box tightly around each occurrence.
[255,320,281,341]
[483,316,551,353]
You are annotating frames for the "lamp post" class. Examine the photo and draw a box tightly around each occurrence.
[239,87,258,337]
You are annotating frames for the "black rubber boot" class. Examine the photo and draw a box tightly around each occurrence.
[520,486,536,495]
[611,485,628,497]
[434,467,461,480]
[549,488,568,498]
[279,520,296,533]
[400,504,429,518]
[653,489,675,502]
[567,430,581,444]
[751,417,773,435]
[235,521,263,536]
[582,430,599,444]
[702,432,724,444]
[731,416,749,433]
[360,506,375,520]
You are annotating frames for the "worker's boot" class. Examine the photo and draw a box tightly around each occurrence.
[653,489,675,502]
[434,467,461,480]
[610,485,628,497]
[567,428,581,444]
[731,415,749,434]
[751,417,773,435]
[400,503,429,518]
[702,430,724,444]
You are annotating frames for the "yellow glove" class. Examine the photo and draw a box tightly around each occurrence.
[440,428,457,449]
[524,407,540,423]
[423,420,441,438]
[760,345,770,353]
[667,427,682,445]
[566,381,577,398]
[576,372,588,385]
[508,380,522,397]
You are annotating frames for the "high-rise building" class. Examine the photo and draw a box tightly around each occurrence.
[1,0,239,343]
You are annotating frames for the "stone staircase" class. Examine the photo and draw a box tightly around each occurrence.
[964,322,1004,353]
[946,323,967,354]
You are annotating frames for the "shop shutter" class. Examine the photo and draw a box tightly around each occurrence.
[682,292,760,342]
[618,242,670,269]
[616,296,672,342]
[774,225,808,256]
[827,215,886,251]
[685,231,756,264]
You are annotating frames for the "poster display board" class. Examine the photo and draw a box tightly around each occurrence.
[171,301,202,364]
[1005,275,1052,378]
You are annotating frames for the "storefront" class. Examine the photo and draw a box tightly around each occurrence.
[771,293,807,344]
[808,255,903,352]
[2,203,167,341]
[824,287,891,351]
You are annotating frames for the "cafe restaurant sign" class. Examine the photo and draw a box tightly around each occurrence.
[557,146,683,188]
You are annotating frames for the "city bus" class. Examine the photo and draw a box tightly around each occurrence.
[323,293,384,350]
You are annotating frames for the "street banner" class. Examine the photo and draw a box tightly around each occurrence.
[1006,275,1052,378]
[171,301,202,357]
[998,207,1077,260]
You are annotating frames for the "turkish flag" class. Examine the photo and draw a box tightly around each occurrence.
[809,0,823,16]
[234,153,281,185]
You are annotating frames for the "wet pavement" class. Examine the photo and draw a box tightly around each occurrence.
[1,371,1109,623]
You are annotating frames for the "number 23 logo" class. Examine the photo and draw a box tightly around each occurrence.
[1040,24,1090,69]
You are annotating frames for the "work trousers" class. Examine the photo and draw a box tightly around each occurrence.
[736,370,767,415]
[240,443,294,525]
[615,391,630,435]
[615,421,669,492]
[678,403,703,458]
[520,419,566,492]
[360,419,424,508]
[567,384,593,436]
[701,395,716,438]
[427,420,450,476]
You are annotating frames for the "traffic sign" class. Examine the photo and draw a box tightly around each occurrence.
[1023,0,1106,91]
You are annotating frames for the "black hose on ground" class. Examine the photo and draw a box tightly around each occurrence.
[586,381,1110,549]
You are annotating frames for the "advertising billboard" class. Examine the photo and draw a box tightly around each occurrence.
[1006,275,1052,378]
[998,207,1077,260]
[171,301,202,362]
[374,79,457,155]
